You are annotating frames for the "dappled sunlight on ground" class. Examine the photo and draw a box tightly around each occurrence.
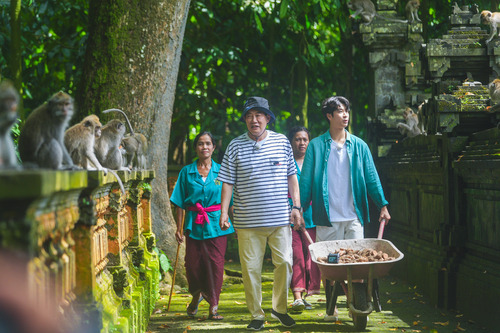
[147,261,493,333]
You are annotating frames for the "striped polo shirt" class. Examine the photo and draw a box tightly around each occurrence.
[218,130,297,229]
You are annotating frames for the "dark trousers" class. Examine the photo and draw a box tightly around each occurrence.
[291,228,321,295]
[185,235,227,307]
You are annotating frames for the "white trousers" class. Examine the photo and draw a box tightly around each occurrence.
[316,219,364,242]
[237,226,293,320]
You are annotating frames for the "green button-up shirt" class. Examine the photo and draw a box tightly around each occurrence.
[299,130,388,226]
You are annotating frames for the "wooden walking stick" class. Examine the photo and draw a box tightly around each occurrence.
[167,214,185,312]
[302,226,314,246]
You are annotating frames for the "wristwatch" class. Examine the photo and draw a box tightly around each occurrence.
[292,206,303,212]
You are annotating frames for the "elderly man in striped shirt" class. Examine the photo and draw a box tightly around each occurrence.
[218,96,303,331]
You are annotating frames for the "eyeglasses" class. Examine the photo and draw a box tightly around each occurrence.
[245,112,266,121]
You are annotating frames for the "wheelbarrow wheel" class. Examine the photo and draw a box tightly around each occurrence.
[352,283,368,330]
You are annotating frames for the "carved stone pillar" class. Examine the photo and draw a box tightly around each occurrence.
[355,0,424,150]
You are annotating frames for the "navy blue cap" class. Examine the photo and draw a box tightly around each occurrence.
[241,96,275,123]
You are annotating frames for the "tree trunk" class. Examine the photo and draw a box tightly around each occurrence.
[339,22,354,133]
[9,0,23,118]
[297,33,308,128]
[77,0,191,285]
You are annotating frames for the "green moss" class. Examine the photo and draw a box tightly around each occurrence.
[79,0,144,116]
[437,99,458,112]
[109,317,130,333]
[148,262,487,332]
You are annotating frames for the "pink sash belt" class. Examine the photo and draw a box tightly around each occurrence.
[187,203,221,225]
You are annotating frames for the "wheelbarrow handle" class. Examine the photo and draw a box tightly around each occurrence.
[377,219,386,239]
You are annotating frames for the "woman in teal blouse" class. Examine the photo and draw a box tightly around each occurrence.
[170,131,234,320]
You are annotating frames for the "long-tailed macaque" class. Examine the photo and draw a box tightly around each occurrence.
[397,107,422,138]
[488,78,500,105]
[0,81,20,169]
[102,109,148,170]
[64,115,125,193]
[481,10,500,43]
[347,0,408,25]
[87,114,102,139]
[95,119,128,170]
[18,91,75,169]
[121,134,148,170]
[64,115,104,170]
[406,0,421,23]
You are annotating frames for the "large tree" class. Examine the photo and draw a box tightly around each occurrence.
[76,0,191,277]
[170,0,357,166]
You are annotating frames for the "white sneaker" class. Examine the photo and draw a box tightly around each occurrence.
[302,298,312,310]
[291,299,305,312]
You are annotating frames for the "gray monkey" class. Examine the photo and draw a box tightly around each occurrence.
[18,91,76,169]
[0,80,20,170]
[95,119,129,171]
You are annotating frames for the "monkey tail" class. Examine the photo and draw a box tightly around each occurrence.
[375,14,408,23]
[102,109,135,136]
[107,169,126,195]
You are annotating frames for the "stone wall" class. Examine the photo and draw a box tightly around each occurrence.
[377,129,500,329]
[0,170,159,333]
[357,2,500,330]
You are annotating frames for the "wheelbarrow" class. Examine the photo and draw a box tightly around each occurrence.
[306,222,404,330]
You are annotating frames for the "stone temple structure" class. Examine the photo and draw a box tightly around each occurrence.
[354,1,500,330]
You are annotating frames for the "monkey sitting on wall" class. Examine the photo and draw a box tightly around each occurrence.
[121,134,148,170]
[486,78,500,112]
[102,109,148,170]
[64,115,104,170]
[0,81,20,170]
[347,0,408,25]
[18,91,76,169]
[64,115,125,193]
[95,119,129,171]
[488,78,500,104]
[481,10,500,43]
[406,0,421,23]
[397,107,422,138]
[65,115,126,193]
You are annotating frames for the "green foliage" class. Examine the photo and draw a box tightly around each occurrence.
[1,0,488,164]
[10,118,20,139]
[11,118,21,162]
[0,0,88,117]
[172,0,357,165]
[153,247,173,274]
[140,182,152,193]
